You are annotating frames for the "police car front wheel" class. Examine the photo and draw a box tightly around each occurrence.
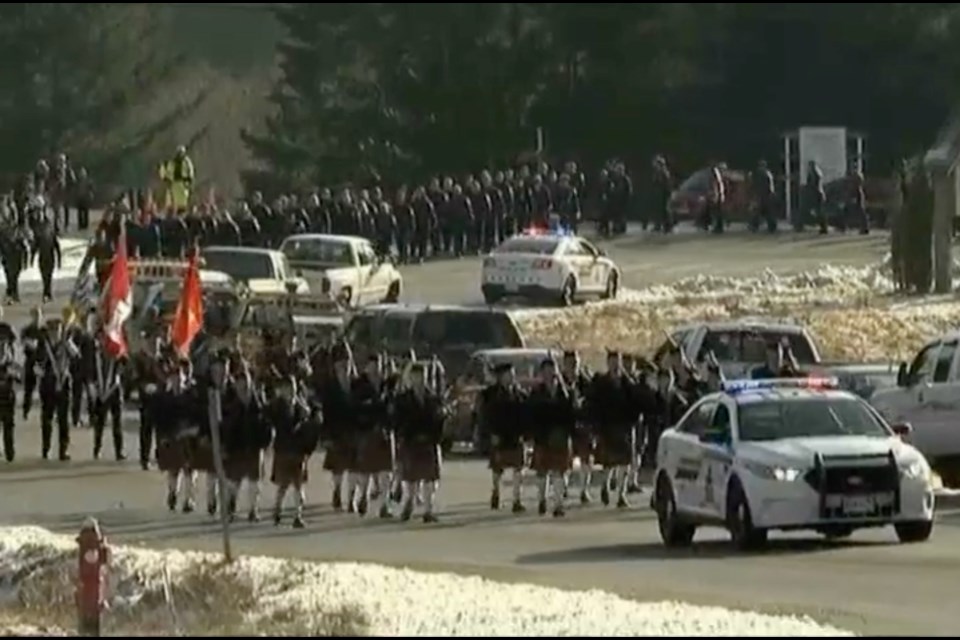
[895,520,933,544]
[726,481,768,550]
[655,477,696,548]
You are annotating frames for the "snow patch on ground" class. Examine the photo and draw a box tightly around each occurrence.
[0,526,853,637]
[514,262,899,321]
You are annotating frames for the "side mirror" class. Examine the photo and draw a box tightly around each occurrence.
[891,422,913,440]
[896,362,909,388]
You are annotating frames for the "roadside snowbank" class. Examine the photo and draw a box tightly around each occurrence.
[514,262,959,362]
[0,526,852,637]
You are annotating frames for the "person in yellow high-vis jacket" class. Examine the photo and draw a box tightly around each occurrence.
[159,146,195,212]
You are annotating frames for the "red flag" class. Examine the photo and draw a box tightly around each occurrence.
[171,251,203,358]
[100,229,132,358]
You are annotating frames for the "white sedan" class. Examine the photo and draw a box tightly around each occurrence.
[480,229,621,306]
[653,378,935,550]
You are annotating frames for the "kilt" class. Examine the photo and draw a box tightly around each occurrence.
[488,445,527,473]
[596,429,636,468]
[271,451,309,487]
[399,441,442,483]
[322,440,357,473]
[532,443,573,475]
[190,438,216,473]
[572,429,595,462]
[225,449,263,482]
[355,431,395,474]
[156,438,190,473]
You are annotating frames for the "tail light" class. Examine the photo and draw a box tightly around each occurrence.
[483,258,497,268]
[532,259,553,270]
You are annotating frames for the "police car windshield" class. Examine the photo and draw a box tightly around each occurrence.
[494,238,559,255]
[702,330,817,364]
[282,239,353,266]
[738,397,889,442]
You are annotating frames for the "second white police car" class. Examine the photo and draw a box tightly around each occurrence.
[480,220,621,306]
[654,378,935,550]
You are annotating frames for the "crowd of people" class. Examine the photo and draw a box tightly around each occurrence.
[76,158,637,269]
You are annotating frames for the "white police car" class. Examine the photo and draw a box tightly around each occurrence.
[653,378,935,550]
[480,221,620,306]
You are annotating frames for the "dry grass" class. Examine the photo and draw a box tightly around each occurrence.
[517,294,960,366]
[4,550,369,637]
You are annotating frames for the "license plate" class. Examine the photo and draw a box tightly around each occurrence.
[504,282,519,293]
[842,495,875,515]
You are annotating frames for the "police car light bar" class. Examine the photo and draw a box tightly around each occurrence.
[722,377,840,394]
[522,222,574,237]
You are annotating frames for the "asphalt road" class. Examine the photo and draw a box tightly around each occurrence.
[398,225,891,305]
[3,226,954,636]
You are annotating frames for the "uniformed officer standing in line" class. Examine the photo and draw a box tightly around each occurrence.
[20,307,45,420]
[410,186,436,263]
[752,160,777,234]
[39,319,79,461]
[33,214,61,302]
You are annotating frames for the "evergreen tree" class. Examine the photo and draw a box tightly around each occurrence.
[0,4,180,183]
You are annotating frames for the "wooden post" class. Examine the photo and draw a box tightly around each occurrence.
[207,358,233,563]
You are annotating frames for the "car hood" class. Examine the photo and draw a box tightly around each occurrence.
[738,435,906,465]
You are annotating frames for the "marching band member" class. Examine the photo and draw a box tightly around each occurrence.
[393,361,446,523]
[529,358,577,517]
[479,362,528,513]
[223,364,270,522]
[39,316,79,461]
[351,354,394,518]
[589,351,642,509]
[268,375,319,528]
[320,344,357,511]
[156,360,199,512]
[643,368,688,471]
[560,350,594,504]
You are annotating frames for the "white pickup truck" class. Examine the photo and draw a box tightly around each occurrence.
[871,332,960,486]
[664,320,897,398]
[280,234,403,307]
[201,246,309,295]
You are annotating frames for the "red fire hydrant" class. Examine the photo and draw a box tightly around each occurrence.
[76,518,109,637]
